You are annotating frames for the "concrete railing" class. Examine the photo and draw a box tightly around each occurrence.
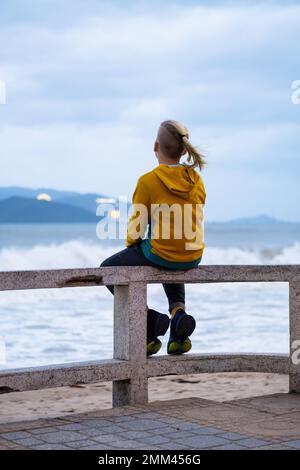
[0,265,299,407]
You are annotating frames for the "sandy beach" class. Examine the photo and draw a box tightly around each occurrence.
[0,372,288,424]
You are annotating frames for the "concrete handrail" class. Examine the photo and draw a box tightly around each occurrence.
[0,265,299,406]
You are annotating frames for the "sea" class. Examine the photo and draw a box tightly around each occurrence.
[1,221,300,370]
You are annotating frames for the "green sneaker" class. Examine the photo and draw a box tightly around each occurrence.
[147,309,170,356]
[167,309,196,355]
[147,338,162,356]
[167,338,192,355]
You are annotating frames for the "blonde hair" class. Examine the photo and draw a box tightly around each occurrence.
[157,120,206,171]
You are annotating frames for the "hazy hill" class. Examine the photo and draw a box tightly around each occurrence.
[0,196,98,223]
[207,214,296,225]
[57,194,109,213]
[229,215,281,224]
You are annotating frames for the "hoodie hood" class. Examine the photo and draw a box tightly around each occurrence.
[153,164,205,202]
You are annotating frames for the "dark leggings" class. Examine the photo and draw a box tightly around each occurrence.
[100,244,185,312]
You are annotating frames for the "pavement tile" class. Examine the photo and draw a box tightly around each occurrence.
[13,437,45,447]
[31,427,60,435]
[170,422,210,432]
[1,431,32,441]
[31,444,72,450]
[39,430,87,444]
[0,438,26,449]
[216,432,249,441]
[119,430,153,440]
[111,416,137,424]
[212,443,247,450]
[255,444,293,450]
[190,426,222,435]
[92,433,127,444]
[77,427,109,438]
[128,412,167,420]
[56,423,88,432]
[133,445,161,450]
[118,419,168,432]
[65,439,106,449]
[157,442,193,450]
[235,437,271,448]
[79,418,112,428]
[155,417,185,425]
[282,440,300,449]
[80,444,113,450]
[137,435,170,446]
[164,431,200,440]
[175,435,230,449]
[109,439,143,450]
[86,423,125,433]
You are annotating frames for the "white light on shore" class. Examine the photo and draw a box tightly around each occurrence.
[37,193,52,202]
[110,210,120,219]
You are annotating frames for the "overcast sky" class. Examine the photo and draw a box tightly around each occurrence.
[0,0,299,221]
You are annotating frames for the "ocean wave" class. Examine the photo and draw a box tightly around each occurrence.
[0,240,300,271]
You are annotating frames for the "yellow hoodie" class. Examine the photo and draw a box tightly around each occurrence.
[126,164,206,269]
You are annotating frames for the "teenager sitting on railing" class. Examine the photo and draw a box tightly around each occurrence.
[101,120,206,356]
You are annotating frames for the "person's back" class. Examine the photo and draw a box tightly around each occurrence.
[101,119,206,356]
[127,164,206,267]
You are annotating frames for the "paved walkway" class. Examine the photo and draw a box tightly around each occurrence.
[1,393,300,450]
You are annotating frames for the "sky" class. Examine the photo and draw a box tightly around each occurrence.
[0,0,299,221]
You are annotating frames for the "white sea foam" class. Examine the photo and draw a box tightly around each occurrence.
[1,240,300,271]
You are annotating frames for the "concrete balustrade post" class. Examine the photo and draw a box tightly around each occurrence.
[289,281,300,393]
[113,282,148,407]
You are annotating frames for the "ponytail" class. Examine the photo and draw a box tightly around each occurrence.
[159,120,207,171]
[181,135,206,171]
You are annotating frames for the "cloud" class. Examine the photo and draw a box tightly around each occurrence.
[0,123,152,196]
[0,1,299,219]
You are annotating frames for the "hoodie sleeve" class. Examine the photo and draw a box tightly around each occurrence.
[126,177,151,247]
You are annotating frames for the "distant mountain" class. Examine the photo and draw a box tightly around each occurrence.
[0,196,98,223]
[0,186,110,215]
[229,214,287,225]
[207,214,296,225]
[57,194,109,214]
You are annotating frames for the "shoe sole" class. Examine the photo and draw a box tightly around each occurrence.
[153,314,170,338]
[147,339,162,356]
[176,315,196,340]
[168,339,192,355]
